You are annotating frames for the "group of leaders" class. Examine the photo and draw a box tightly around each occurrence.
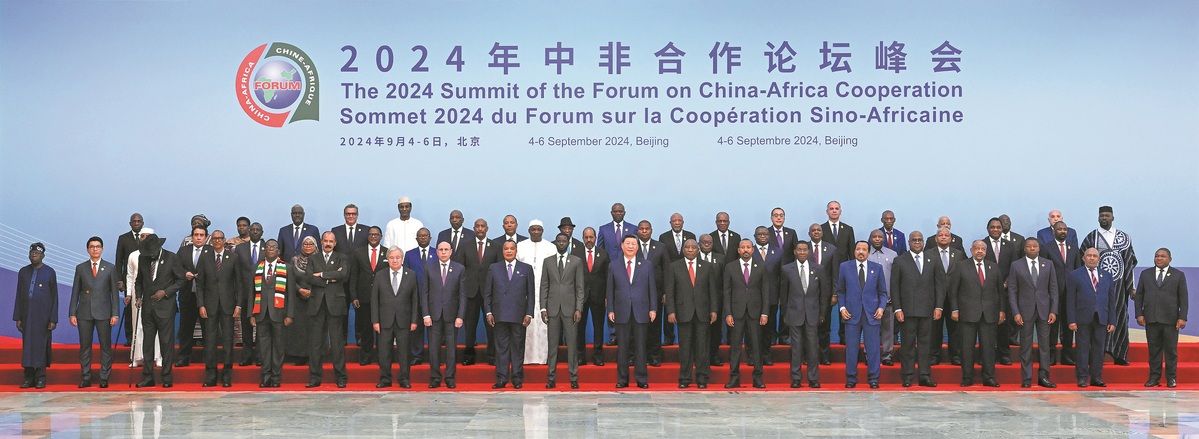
[11,199,1188,390]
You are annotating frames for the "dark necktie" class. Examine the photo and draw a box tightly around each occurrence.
[1030,260,1038,279]
[1090,269,1098,290]
[775,229,783,247]
[452,230,460,251]
[915,254,922,274]
[858,263,865,288]
[1157,268,1165,287]
[478,240,484,262]
[422,248,428,263]
[558,255,566,276]
[216,253,222,271]
[348,227,354,245]
[441,263,447,284]
[251,242,259,266]
[742,262,750,284]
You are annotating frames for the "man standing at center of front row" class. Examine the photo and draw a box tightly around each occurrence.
[950,240,1005,388]
[724,239,768,389]
[1007,238,1058,388]
[665,238,718,389]
[541,233,585,389]
[422,242,466,389]
[484,241,535,389]
[609,235,656,389]
[373,248,418,388]
[835,241,888,389]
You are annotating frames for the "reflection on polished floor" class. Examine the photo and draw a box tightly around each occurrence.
[0,391,1195,438]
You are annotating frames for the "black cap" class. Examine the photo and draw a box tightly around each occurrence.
[1099,206,1113,214]
[558,217,576,229]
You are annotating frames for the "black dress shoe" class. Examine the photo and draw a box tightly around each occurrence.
[446,381,456,389]
[399,381,411,389]
[902,380,912,387]
[19,379,33,389]
[306,382,321,388]
[951,357,962,366]
[594,359,605,366]
[376,381,390,388]
[359,358,370,366]
[809,381,820,388]
[202,381,216,388]
[791,380,802,388]
[724,381,740,388]
[960,380,973,387]
[239,359,253,367]
[637,383,649,389]
[1050,358,1058,366]
[174,359,190,367]
[34,380,46,389]
[1038,378,1057,388]
[616,383,628,388]
[881,358,894,366]
[337,381,347,388]
[260,382,270,388]
[1061,356,1076,366]
[570,381,578,389]
[429,380,441,389]
[271,380,281,388]
[99,380,108,389]
[919,380,937,388]
[136,379,155,388]
[845,382,856,388]
[649,359,661,367]
[752,379,765,389]
[1020,381,1031,388]
[487,359,496,366]
[1167,378,1177,388]
[411,358,424,366]
[161,383,173,388]
[821,359,832,366]
[930,357,941,365]
[1144,379,1160,387]
[712,358,723,367]
[79,380,92,388]
[998,357,1012,366]
[763,359,774,366]
[461,358,475,366]
[607,336,618,346]
[983,379,1000,387]
[493,382,507,389]
[1091,378,1108,388]
[1077,379,1088,388]
[868,382,879,389]
[1113,358,1130,366]
[547,380,556,389]
[677,383,688,389]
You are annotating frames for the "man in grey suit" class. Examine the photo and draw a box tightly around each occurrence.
[374,248,419,388]
[779,241,827,388]
[301,232,350,388]
[1007,238,1058,388]
[422,241,466,388]
[1134,248,1189,388]
[665,238,718,388]
[70,236,121,388]
[891,231,942,387]
[540,233,585,388]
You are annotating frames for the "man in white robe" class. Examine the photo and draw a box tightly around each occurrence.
[517,220,556,364]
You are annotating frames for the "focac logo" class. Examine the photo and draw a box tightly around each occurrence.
[235,43,319,127]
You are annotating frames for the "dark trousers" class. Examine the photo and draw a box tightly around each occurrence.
[1017,317,1052,381]
[818,304,833,362]
[709,320,724,363]
[1074,315,1107,380]
[576,297,605,362]
[428,319,457,381]
[676,318,710,385]
[788,323,819,382]
[308,307,347,383]
[727,314,762,383]
[646,303,664,361]
[201,312,235,382]
[663,306,677,345]
[239,313,255,363]
[760,305,778,359]
[463,295,495,363]
[1145,322,1179,380]
[23,366,46,381]
[996,319,1014,360]
[880,304,896,358]
[409,323,426,362]
[615,321,648,385]
[844,321,881,384]
[141,311,176,383]
[493,321,525,384]
[378,324,412,383]
[959,320,996,382]
[933,297,960,361]
[256,319,285,384]
[77,317,113,381]
[122,303,134,344]
[177,289,203,359]
[899,315,934,381]
[354,302,375,361]
[547,313,578,382]
[1051,289,1074,361]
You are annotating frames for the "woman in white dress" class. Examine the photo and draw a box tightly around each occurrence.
[125,228,161,368]
[517,221,556,364]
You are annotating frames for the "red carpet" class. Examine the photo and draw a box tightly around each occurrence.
[1,338,1195,392]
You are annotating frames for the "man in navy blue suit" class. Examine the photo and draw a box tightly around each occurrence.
[597,203,634,346]
[1036,210,1079,251]
[278,204,320,261]
[421,242,466,389]
[878,210,906,254]
[835,241,888,389]
[608,234,656,388]
[403,228,435,365]
[483,241,535,389]
[1066,248,1116,387]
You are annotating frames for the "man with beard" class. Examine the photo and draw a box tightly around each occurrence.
[1081,206,1137,366]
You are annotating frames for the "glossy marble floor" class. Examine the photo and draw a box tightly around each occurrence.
[0,390,1195,438]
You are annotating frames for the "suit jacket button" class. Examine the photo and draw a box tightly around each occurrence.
[85,290,91,294]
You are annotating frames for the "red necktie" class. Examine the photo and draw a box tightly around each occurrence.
[478,241,484,262]
[1090,269,1098,290]
[688,260,695,286]
[370,247,377,271]
[626,260,633,282]
[1059,243,1066,261]
[886,233,893,248]
[587,249,594,271]
[976,262,985,285]
[815,246,821,265]
[91,262,97,277]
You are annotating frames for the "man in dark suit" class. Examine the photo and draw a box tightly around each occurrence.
[421,242,466,388]
[635,220,669,366]
[724,239,769,388]
[1007,238,1058,388]
[249,240,290,387]
[573,227,609,366]
[1042,220,1082,366]
[835,241,888,389]
[608,235,656,388]
[556,217,584,255]
[349,226,387,365]
[332,204,369,254]
[437,209,472,259]
[891,232,942,387]
[493,214,528,244]
[949,240,1006,387]
[1036,210,1079,251]
[998,214,1026,259]
[658,213,694,346]
[233,222,266,366]
[879,210,907,254]
[540,233,585,389]
[1066,248,1116,387]
[709,211,741,259]
[175,226,211,367]
[134,234,184,388]
[300,232,350,388]
[821,201,855,265]
[779,241,827,388]
[278,204,320,261]
[930,227,966,366]
[373,248,419,388]
[925,216,967,254]
[768,207,799,266]
[984,217,1019,364]
[70,236,121,388]
[196,230,246,387]
[115,213,144,346]
[484,241,535,388]
[462,219,500,365]
[1134,248,1189,388]
[751,226,783,364]
[697,235,726,364]
[665,238,718,388]
[403,228,435,365]
[808,223,838,365]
